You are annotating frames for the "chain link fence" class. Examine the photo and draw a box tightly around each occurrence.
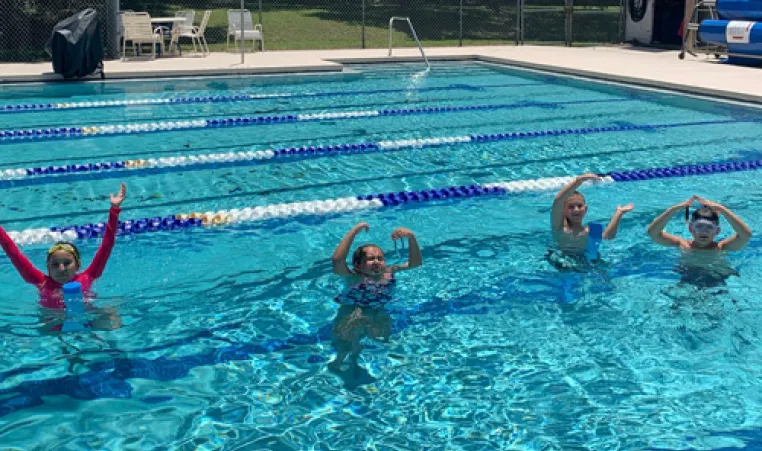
[521,0,623,45]
[0,0,623,62]
[0,0,115,62]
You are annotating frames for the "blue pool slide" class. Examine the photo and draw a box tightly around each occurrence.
[717,0,762,20]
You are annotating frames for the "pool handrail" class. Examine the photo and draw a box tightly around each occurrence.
[388,17,430,70]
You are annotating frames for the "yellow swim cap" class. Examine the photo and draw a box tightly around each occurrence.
[47,242,81,266]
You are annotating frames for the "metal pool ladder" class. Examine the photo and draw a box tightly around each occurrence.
[388,17,431,70]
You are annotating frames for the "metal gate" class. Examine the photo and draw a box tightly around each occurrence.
[520,0,624,46]
[520,0,570,45]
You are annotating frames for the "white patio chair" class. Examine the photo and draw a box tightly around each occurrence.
[172,10,211,56]
[116,10,134,48]
[174,10,196,35]
[166,10,194,51]
[121,12,164,60]
[227,9,264,52]
[167,10,194,54]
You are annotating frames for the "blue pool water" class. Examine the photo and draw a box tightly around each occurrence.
[1,61,762,450]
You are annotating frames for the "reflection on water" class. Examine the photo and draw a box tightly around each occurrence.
[1,62,762,449]
[676,250,740,289]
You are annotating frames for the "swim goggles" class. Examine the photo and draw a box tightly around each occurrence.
[691,218,719,233]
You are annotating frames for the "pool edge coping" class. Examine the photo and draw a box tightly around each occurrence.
[0,55,475,84]
[0,63,344,84]
[472,55,762,106]
[329,54,762,106]
[2,52,761,106]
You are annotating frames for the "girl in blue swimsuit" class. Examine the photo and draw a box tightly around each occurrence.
[329,222,423,374]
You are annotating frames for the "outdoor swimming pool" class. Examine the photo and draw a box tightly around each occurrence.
[1,61,761,450]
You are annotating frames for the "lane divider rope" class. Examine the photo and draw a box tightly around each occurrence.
[0,98,634,143]
[0,83,542,113]
[5,157,762,246]
[0,117,756,183]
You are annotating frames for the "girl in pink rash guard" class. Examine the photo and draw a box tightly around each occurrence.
[0,183,126,308]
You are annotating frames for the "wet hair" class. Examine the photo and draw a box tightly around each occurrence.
[564,191,586,226]
[47,241,81,266]
[352,244,383,268]
[566,191,585,204]
[686,206,719,225]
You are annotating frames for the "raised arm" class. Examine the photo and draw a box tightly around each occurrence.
[332,222,368,276]
[551,173,600,232]
[0,225,46,285]
[389,228,422,272]
[647,195,694,247]
[83,183,125,280]
[602,204,634,240]
[698,197,752,252]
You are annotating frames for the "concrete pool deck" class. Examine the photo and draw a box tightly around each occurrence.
[0,45,760,103]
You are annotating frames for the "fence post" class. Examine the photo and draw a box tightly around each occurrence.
[517,0,522,45]
[459,0,463,47]
[620,0,626,42]
[564,0,574,47]
[107,0,120,58]
[362,0,366,49]
[240,1,245,64]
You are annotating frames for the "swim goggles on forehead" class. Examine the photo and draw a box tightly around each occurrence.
[47,243,81,265]
[691,218,719,232]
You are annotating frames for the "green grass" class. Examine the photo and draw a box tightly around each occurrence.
[149,6,523,52]
[0,4,621,61]
[177,7,617,52]
[123,2,619,53]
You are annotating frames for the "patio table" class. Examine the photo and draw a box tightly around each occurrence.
[150,17,188,56]
[150,17,187,24]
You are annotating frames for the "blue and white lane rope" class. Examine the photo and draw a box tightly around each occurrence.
[0,118,757,182]
[5,158,762,246]
[0,83,541,113]
[0,98,633,143]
